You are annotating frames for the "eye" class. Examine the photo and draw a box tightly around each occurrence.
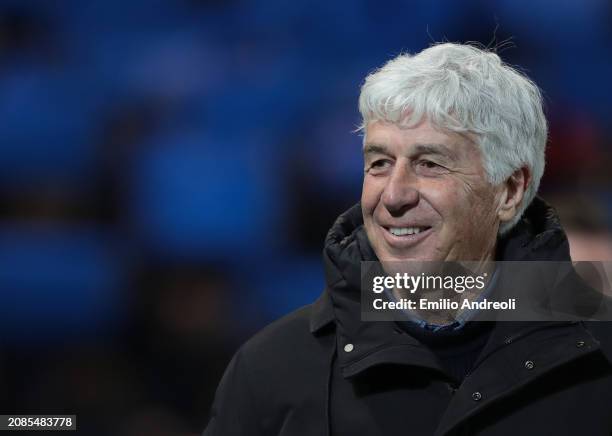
[366,159,393,175]
[371,159,390,168]
[420,161,438,168]
[415,159,448,176]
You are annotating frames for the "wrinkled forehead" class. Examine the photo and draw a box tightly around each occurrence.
[363,119,481,160]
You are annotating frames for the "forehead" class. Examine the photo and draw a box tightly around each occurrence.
[364,120,479,159]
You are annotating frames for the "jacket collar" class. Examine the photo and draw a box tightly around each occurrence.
[309,202,374,335]
[495,195,569,261]
[309,291,335,334]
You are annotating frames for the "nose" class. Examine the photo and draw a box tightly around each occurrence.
[381,160,419,215]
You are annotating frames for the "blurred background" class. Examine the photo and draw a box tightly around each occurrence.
[0,0,611,434]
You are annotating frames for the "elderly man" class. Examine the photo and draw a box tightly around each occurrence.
[203,43,612,435]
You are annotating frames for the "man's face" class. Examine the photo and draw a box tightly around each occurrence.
[361,119,504,262]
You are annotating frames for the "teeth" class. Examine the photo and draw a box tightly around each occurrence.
[389,227,424,236]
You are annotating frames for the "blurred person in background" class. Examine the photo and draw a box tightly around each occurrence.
[551,194,612,262]
[203,43,612,436]
[552,193,612,298]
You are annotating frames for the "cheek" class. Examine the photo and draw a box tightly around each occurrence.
[428,181,493,230]
[361,177,382,215]
[421,180,463,219]
[456,186,500,238]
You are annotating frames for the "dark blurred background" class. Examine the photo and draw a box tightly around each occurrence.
[1,0,611,434]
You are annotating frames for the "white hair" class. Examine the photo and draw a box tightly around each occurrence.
[358,43,548,234]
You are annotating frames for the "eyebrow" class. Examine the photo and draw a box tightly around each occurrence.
[363,142,457,159]
[412,143,457,159]
[363,143,392,156]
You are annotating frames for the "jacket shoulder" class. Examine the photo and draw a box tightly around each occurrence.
[203,303,335,435]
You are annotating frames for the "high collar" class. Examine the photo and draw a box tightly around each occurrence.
[495,196,570,261]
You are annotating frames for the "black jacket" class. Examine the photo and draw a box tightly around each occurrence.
[203,198,612,435]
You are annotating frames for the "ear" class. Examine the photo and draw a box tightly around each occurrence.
[498,166,532,223]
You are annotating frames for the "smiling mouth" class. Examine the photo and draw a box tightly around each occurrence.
[381,225,433,247]
[387,226,431,236]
